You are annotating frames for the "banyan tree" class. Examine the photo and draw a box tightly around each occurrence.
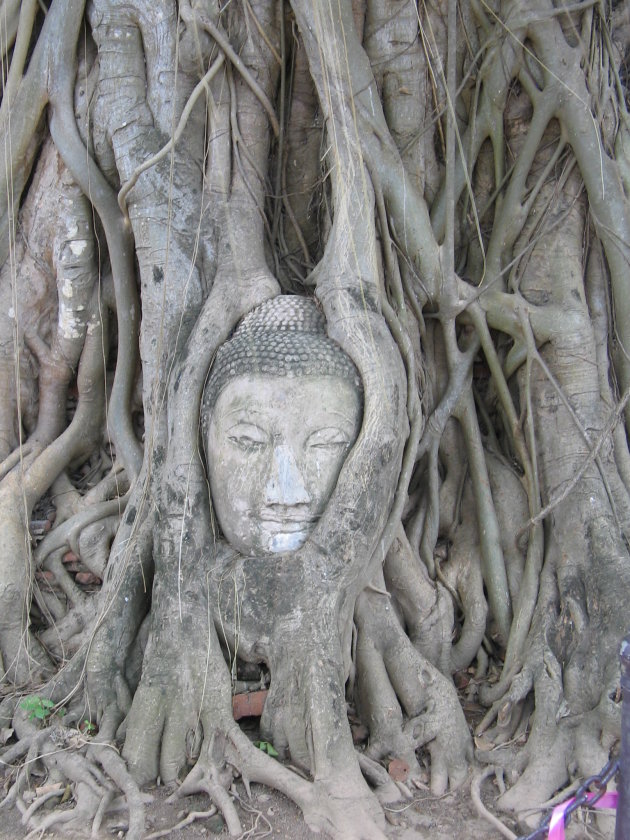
[1,1,629,837]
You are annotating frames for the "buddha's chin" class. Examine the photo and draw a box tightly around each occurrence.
[266,530,308,553]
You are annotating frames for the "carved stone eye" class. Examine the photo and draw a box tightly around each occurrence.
[228,423,268,450]
[306,427,350,449]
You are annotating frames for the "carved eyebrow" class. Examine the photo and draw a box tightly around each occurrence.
[304,410,358,430]
[325,410,354,420]
[222,406,266,420]
[224,420,269,435]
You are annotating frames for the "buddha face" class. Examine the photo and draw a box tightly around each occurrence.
[206,374,362,555]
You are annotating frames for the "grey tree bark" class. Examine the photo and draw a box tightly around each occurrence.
[0,1,629,838]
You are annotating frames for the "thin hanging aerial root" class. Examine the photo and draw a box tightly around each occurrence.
[48,87,142,482]
[180,4,279,137]
[471,767,517,840]
[117,53,226,218]
[519,385,630,536]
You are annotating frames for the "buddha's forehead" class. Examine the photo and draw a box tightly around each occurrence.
[202,296,362,419]
[210,374,362,428]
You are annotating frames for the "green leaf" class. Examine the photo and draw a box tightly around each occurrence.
[254,740,278,757]
[19,696,55,721]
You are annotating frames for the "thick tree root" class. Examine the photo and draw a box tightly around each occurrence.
[158,722,391,840]
[0,706,149,840]
[354,580,472,795]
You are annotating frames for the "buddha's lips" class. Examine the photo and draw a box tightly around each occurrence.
[260,514,317,532]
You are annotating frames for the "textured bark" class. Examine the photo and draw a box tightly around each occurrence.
[0,1,629,838]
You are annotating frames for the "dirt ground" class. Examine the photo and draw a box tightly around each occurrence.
[0,770,617,840]
[0,697,616,840]
[0,778,503,840]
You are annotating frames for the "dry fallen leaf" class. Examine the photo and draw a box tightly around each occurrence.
[388,758,410,782]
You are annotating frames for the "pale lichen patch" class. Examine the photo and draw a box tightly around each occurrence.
[58,301,82,340]
[69,239,89,257]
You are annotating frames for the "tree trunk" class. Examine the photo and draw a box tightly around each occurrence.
[0,1,629,837]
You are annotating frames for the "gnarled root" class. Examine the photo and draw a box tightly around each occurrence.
[1,707,147,840]
[354,575,472,795]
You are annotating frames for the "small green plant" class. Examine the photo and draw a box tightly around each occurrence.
[254,740,278,757]
[82,720,97,735]
[19,696,55,721]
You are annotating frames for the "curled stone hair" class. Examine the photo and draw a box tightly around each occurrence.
[201,295,362,436]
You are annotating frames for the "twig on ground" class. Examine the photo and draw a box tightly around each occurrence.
[144,806,218,839]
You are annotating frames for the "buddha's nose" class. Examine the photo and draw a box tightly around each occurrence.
[265,444,310,506]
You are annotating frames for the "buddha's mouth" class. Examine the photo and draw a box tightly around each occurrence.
[260,507,317,528]
[259,512,317,552]
[260,516,316,533]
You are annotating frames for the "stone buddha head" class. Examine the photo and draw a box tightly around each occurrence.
[202,296,363,556]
